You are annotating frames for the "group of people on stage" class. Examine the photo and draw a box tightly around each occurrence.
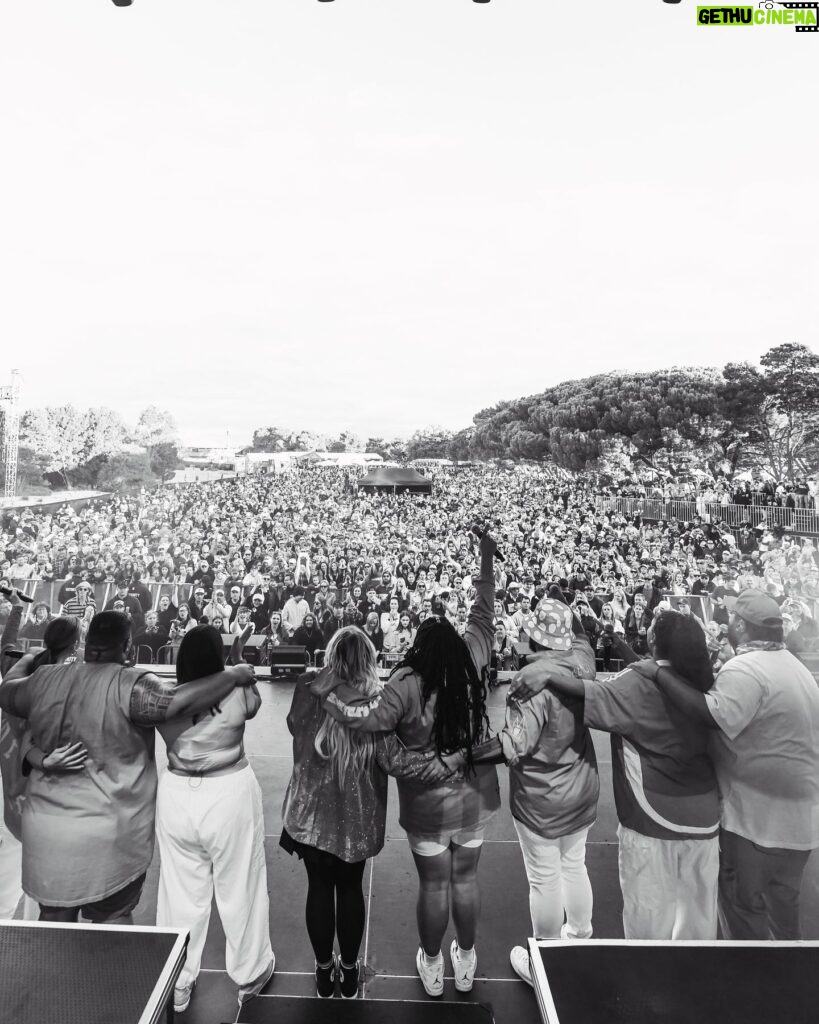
[1,524,818,1012]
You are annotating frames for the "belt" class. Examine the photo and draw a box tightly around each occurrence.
[168,755,248,779]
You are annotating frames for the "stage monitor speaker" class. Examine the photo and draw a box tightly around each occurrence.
[266,645,310,675]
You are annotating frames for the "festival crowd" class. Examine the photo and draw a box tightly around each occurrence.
[1,466,818,1011]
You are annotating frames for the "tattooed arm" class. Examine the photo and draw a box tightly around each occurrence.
[128,663,256,726]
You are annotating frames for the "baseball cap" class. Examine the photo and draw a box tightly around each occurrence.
[726,590,783,628]
[519,599,574,652]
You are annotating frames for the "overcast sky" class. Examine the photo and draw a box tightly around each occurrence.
[1,1,816,447]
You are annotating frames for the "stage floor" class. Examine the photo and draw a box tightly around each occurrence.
[127,679,819,1024]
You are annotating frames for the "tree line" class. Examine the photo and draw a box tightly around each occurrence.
[10,342,818,495]
[13,405,180,494]
[250,344,819,482]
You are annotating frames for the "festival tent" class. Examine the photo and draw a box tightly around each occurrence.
[357,467,432,495]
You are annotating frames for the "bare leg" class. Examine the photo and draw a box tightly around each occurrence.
[450,843,483,950]
[412,848,452,956]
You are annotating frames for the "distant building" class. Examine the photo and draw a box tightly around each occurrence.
[178,446,238,468]
[235,451,384,476]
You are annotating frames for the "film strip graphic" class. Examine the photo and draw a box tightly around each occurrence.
[775,1,819,31]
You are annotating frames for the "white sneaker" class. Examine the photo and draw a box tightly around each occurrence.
[510,945,533,987]
[415,947,444,997]
[450,939,477,992]
[174,979,195,1013]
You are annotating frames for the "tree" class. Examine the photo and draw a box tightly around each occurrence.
[19,406,92,488]
[759,343,819,477]
[326,430,363,453]
[134,406,178,454]
[406,427,455,461]
[251,426,318,452]
[150,442,182,484]
[19,405,129,489]
[471,369,726,472]
[15,445,51,495]
[96,452,157,492]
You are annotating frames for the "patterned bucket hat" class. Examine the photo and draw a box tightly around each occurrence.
[520,599,573,652]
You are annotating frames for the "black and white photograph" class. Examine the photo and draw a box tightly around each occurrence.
[0,2,817,1023]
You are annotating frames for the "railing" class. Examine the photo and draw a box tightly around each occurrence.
[594,496,819,535]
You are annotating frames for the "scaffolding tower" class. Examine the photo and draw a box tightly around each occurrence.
[0,369,21,499]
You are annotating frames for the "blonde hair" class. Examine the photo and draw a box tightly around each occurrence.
[314,627,382,780]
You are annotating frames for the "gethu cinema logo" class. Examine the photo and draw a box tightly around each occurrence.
[697,4,818,24]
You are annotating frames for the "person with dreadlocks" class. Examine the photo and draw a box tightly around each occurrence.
[437,596,599,988]
[312,531,498,998]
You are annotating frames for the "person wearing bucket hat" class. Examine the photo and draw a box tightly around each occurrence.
[439,597,599,987]
[625,587,819,941]
[518,599,574,653]
[513,609,721,944]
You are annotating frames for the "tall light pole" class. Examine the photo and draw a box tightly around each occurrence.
[0,369,21,499]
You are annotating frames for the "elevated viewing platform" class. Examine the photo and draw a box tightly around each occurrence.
[594,496,819,536]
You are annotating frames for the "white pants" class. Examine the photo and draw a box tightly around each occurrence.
[618,824,718,940]
[514,819,593,939]
[0,822,38,921]
[156,765,273,989]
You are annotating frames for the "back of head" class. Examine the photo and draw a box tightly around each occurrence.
[30,615,81,670]
[315,626,380,778]
[396,615,488,766]
[85,611,132,661]
[651,610,714,693]
[324,626,380,697]
[176,625,225,684]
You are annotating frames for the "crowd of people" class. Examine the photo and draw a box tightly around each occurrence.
[608,474,819,509]
[1,466,819,1011]
[2,466,818,669]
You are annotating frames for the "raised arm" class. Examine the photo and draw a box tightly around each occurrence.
[1,594,25,675]
[464,531,497,675]
[128,663,255,727]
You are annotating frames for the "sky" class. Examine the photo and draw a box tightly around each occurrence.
[1,1,817,447]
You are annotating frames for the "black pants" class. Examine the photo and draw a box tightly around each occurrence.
[38,872,146,924]
[718,830,810,940]
[303,855,367,965]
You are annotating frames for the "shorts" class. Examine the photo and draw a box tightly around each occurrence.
[406,828,486,857]
[38,872,147,924]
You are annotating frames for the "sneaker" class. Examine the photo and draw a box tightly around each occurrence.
[238,956,275,1006]
[510,945,533,988]
[415,947,444,998]
[450,939,477,993]
[315,955,336,999]
[339,959,360,999]
[173,980,195,1013]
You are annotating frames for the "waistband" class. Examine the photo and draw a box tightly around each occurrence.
[167,755,249,779]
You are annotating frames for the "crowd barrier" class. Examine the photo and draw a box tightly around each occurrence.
[594,496,819,536]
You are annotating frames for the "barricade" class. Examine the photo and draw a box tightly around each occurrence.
[595,497,819,535]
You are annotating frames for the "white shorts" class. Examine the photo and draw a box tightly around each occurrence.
[406,828,486,857]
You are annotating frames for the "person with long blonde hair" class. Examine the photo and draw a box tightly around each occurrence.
[280,626,446,1000]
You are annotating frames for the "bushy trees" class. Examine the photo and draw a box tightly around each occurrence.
[17,405,179,493]
[466,344,819,478]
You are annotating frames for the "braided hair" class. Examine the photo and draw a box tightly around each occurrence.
[390,615,489,773]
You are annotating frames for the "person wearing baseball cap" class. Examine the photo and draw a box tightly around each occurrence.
[626,587,819,940]
[442,598,599,987]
